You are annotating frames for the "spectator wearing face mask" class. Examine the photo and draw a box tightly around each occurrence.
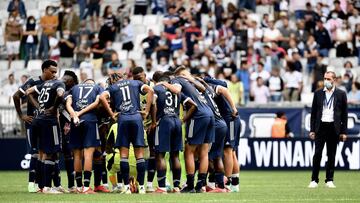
[326,12,343,40]
[90,33,105,71]
[59,30,77,69]
[120,16,133,51]
[142,29,160,59]
[106,52,122,75]
[340,61,357,86]
[5,13,23,69]
[156,57,170,72]
[327,0,346,20]
[22,16,38,68]
[74,34,91,68]
[335,21,353,57]
[39,6,59,59]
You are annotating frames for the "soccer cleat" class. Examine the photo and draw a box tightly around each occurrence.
[230,185,239,192]
[154,187,167,194]
[82,187,96,194]
[308,181,318,188]
[205,185,216,192]
[195,186,206,193]
[42,187,63,194]
[138,185,146,194]
[28,182,37,193]
[112,185,123,193]
[180,185,196,193]
[68,186,78,194]
[325,181,336,188]
[146,185,155,193]
[121,186,132,194]
[208,187,228,193]
[54,186,69,193]
[94,185,111,193]
[172,187,181,193]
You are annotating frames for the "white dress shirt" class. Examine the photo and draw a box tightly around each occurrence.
[321,87,335,122]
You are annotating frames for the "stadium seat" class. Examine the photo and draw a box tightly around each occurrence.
[128,50,143,61]
[133,24,147,36]
[10,60,25,71]
[146,24,161,36]
[117,50,128,61]
[27,9,41,20]
[256,5,273,16]
[25,0,38,10]
[143,15,157,25]
[0,60,7,71]
[112,42,123,53]
[0,10,8,21]
[27,60,42,71]
[329,57,344,68]
[131,15,143,25]
[328,48,337,58]
[0,95,9,106]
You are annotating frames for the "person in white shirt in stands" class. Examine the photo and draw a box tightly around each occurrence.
[266,68,284,102]
[1,73,19,104]
[250,62,270,86]
[283,61,303,101]
[263,18,282,43]
[251,77,270,104]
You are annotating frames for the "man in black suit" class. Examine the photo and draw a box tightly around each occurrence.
[308,71,348,188]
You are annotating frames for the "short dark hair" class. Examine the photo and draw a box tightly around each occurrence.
[354,82,360,90]
[132,66,144,75]
[152,71,163,82]
[276,111,285,118]
[158,75,170,83]
[41,59,57,71]
[174,65,187,76]
[64,70,79,85]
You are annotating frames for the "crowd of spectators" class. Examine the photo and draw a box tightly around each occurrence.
[2,0,360,106]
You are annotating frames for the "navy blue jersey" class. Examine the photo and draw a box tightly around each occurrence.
[106,79,145,115]
[66,83,103,122]
[19,76,44,116]
[203,85,223,121]
[208,83,234,121]
[153,84,188,120]
[204,76,227,88]
[34,79,66,119]
[172,77,213,118]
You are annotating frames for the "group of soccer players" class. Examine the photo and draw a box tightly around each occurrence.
[13,59,241,194]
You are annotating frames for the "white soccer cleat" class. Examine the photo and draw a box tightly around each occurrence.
[230,184,239,192]
[121,185,132,194]
[308,181,318,188]
[42,187,63,194]
[68,186,78,193]
[112,185,123,193]
[325,181,336,188]
[54,186,69,193]
[28,182,37,193]
[146,185,155,193]
[138,185,146,194]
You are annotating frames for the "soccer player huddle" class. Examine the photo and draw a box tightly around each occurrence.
[13,59,240,194]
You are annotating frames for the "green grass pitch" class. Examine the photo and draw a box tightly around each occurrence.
[0,171,359,202]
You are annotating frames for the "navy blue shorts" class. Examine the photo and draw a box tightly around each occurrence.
[25,125,38,153]
[87,3,100,17]
[185,116,215,145]
[224,116,241,149]
[155,116,183,153]
[209,119,227,160]
[115,114,145,148]
[69,121,101,149]
[32,118,61,154]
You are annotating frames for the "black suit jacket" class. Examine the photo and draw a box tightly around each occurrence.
[310,87,348,136]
